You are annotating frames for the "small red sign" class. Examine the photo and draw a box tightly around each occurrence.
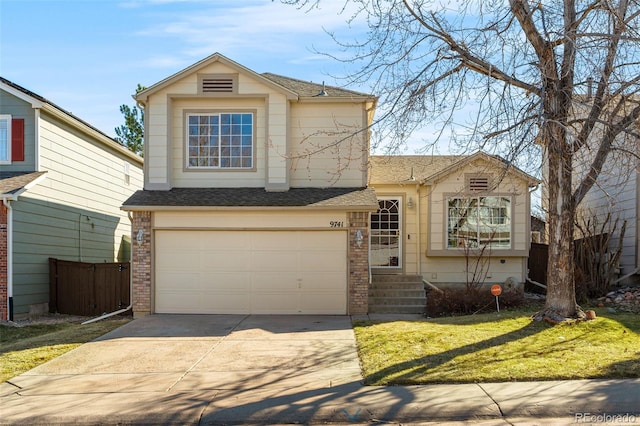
[491,285,502,296]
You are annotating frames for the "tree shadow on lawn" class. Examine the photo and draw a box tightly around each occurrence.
[362,320,547,385]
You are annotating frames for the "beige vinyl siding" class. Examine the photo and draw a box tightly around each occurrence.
[145,94,170,187]
[11,111,143,315]
[421,256,526,285]
[574,148,638,278]
[154,210,348,229]
[427,159,529,253]
[169,97,269,188]
[371,158,532,286]
[0,90,36,171]
[289,102,367,188]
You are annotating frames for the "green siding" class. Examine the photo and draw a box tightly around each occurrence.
[0,89,36,171]
[11,197,127,315]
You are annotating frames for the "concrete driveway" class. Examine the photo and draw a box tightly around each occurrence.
[2,314,368,424]
[3,314,639,425]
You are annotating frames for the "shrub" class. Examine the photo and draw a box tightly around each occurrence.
[426,287,525,317]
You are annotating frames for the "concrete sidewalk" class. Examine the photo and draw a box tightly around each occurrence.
[1,314,639,425]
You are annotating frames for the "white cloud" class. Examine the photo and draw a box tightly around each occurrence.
[134,0,365,62]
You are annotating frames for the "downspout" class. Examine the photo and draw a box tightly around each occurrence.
[2,198,13,321]
[82,212,134,324]
[416,183,422,276]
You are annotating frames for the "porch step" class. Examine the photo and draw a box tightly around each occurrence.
[368,275,426,314]
[367,305,426,314]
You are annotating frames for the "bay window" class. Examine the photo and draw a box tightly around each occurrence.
[447,196,511,249]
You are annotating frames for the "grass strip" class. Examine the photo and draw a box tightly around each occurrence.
[353,308,640,385]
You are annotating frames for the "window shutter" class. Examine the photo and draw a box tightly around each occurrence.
[11,118,25,162]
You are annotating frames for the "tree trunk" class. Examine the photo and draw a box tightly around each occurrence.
[534,104,584,322]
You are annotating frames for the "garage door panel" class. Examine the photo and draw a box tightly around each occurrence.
[202,292,251,313]
[201,252,250,271]
[252,272,299,290]
[203,273,251,290]
[156,250,200,270]
[251,293,302,314]
[251,232,294,250]
[155,230,347,314]
[299,293,346,314]
[252,251,298,271]
[299,251,345,271]
[157,272,200,290]
[298,273,345,290]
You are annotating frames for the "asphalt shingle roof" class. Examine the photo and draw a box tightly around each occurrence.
[369,155,463,184]
[0,171,47,196]
[122,187,378,210]
[261,73,374,99]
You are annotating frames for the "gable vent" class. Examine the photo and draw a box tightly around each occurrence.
[469,176,490,192]
[202,78,234,93]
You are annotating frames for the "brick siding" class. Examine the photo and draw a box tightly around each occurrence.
[348,211,369,314]
[131,211,151,317]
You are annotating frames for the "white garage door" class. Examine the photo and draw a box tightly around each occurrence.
[155,230,347,314]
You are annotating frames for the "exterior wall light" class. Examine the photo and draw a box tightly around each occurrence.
[136,229,144,246]
[407,197,414,209]
[356,229,364,247]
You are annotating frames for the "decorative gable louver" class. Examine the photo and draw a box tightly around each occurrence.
[202,78,234,93]
[468,176,490,192]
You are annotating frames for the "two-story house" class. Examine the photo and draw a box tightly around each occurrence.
[1,77,144,321]
[123,53,539,316]
[122,53,378,316]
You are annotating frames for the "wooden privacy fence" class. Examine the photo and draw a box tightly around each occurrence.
[49,258,131,316]
[528,243,548,287]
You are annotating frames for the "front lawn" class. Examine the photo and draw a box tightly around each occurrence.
[1,319,129,382]
[353,308,640,385]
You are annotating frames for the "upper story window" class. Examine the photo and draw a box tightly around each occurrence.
[186,112,253,169]
[447,196,511,249]
[0,115,11,164]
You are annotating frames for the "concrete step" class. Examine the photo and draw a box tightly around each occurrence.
[368,297,427,306]
[370,282,425,290]
[372,274,423,283]
[369,289,426,298]
[368,304,426,314]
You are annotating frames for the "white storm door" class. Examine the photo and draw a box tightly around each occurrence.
[370,198,402,268]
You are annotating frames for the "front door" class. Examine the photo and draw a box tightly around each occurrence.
[370,198,402,269]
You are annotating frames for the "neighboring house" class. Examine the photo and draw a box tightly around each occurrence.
[572,147,639,284]
[0,77,144,321]
[543,99,640,285]
[368,153,539,289]
[122,53,378,316]
[531,215,546,243]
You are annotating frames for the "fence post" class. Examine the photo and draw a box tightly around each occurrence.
[49,258,58,313]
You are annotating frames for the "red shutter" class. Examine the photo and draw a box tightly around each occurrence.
[11,118,24,162]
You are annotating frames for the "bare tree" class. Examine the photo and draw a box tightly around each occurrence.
[283,0,640,321]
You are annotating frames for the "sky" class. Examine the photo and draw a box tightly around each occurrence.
[1,0,398,144]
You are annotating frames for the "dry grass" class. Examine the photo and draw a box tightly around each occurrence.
[1,319,129,382]
[353,308,640,385]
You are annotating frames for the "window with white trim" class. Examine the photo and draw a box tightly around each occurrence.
[0,115,11,164]
[186,112,253,169]
[447,196,511,249]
